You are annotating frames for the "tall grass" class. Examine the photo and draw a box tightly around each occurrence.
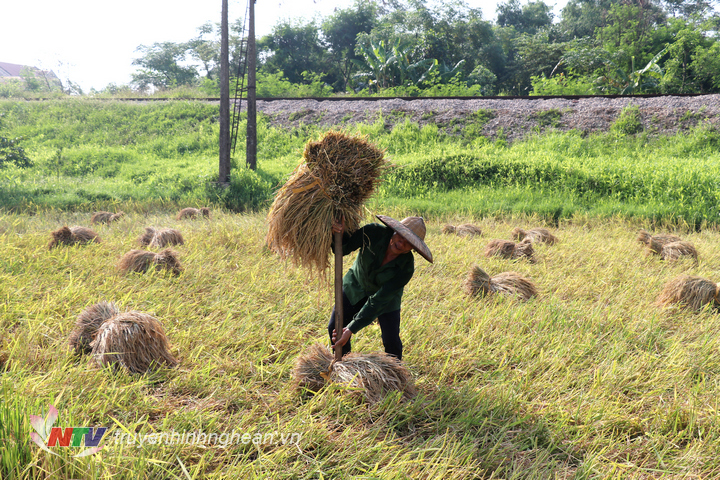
[2,209,720,477]
[2,99,720,226]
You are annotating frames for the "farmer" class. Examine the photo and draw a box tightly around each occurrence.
[330,215,433,361]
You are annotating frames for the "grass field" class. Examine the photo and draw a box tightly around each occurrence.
[2,208,720,479]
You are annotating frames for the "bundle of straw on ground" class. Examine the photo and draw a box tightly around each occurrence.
[292,343,416,403]
[68,301,120,355]
[137,227,185,248]
[656,275,719,311]
[48,226,101,249]
[484,238,535,261]
[463,265,538,301]
[90,311,178,373]
[660,240,699,263]
[512,227,558,245]
[91,211,124,225]
[637,229,682,254]
[442,223,483,237]
[266,131,388,276]
[176,207,210,220]
[118,249,182,275]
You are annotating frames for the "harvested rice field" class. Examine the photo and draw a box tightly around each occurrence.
[2,209,720,478]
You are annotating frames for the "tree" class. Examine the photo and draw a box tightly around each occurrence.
[257,19,325,85]
[131,42,199,90]
[188,22,221,81]
[497,0,554,35]
[0,114,32,169]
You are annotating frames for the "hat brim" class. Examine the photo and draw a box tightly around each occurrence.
[376,215,433,263]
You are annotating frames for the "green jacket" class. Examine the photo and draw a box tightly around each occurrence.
[339,223,415,333]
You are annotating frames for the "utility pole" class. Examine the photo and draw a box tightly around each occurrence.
[218,0,231,184]
[246,0,257,170]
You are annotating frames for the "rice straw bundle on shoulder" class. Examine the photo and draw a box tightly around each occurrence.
[463,265,537,301]
[512,227,558,245]
[90,311,178,373]
[657,275,719,311]
[484,238,534,261]
[442,223,482,237]
[91,211,124,225]
[660,241,698,263]
[137,227,185,248]
[637,229,682,254]
[176,207,211,220]
[266,131,387,277]
[68,301,121,355]
[118,249,182,275]
[292,343,415,403]
[48,226,101,249]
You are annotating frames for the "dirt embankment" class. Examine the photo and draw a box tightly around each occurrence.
[253,95,720,143]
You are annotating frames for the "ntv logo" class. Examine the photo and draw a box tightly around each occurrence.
[30,405,106,457]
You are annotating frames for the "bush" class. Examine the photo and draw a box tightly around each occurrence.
[611,105,643,135]
[207,167,274,212]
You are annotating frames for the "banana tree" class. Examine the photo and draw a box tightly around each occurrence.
[603,46,668,94]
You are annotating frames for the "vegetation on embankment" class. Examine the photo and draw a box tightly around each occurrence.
[1,99,719,227]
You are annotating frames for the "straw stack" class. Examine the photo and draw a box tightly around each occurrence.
[266,131,388,277]
[138,227,185,248]
[442,223,482,237]
[176,207,210,220]
[90,311,178,373]
[48,226,101,249]
[660,241,698,263]
[463,265,537,301]
[91,211,124,225]
[511,227,558,245]
[118,249,182,275]
[69,301,121,355]
[637,229,682,254]
[484,238,535,261]
[292,343,416,403]
[657,275,719,311]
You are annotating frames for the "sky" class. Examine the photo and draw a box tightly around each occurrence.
[2,0,568,93]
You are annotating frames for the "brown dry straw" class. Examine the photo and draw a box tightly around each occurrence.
[442,223,482,237]
[512,227,558,245]
[176,207,211,220]
[484,238,535,261]
[68,301,121,355]
[637,229,682,254]
[657,275,719,311]
[463,265,537,301]
[118,249,182,275]
[48,226,101,249]
[90,311,178,373]
[138,227,185,248]
[91,211,124,225]
[266,131,388,277]
[292,343,416,403]
[660,241,698,263]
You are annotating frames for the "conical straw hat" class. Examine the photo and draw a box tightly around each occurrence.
[376,215,433,263]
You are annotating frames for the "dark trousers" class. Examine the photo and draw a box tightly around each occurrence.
[328,291,403,360]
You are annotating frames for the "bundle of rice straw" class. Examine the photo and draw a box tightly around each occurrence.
[118,249,182,275]
[484,238,534,261]
[176,207,211,220]
[138,227,185,248]
[463,265,537,301]
[637,229,682,254]
[660,241,698,263]
[291,343,416,403]
[90,311,178,373]
[69,301,120,355]
[657,275,719,311]
[91,211,124,225]
[48,226,101,249]
[266,131,387,277]
[441,223,482,237]
[512,227,558,245]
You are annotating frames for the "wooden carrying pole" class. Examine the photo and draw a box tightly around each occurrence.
[334,230,343,362]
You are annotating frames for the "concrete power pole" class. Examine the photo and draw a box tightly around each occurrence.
[218,0,231,184]
[246,0,257,170]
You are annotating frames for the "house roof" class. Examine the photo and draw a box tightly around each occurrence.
[0,62,24,77]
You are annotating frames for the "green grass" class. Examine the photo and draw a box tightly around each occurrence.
[2,209,720,478]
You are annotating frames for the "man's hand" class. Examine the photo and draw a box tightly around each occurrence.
[331,327,352,348]
[332,218,345,235]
